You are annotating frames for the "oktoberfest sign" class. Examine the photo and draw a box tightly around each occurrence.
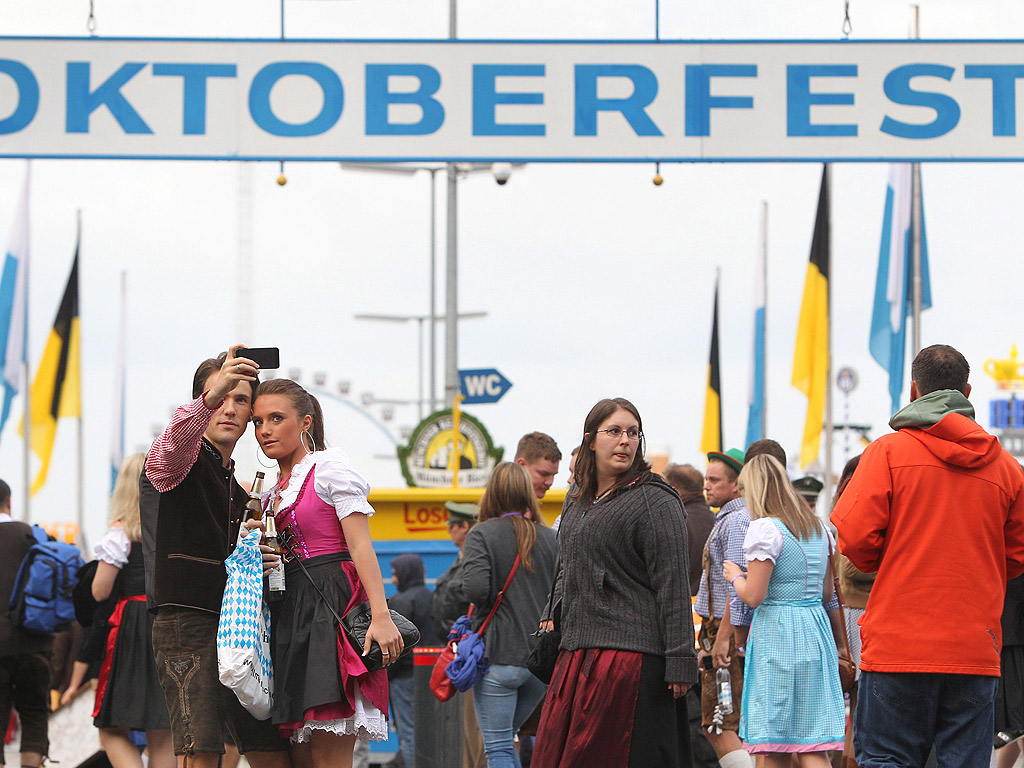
[3,38,1024,162]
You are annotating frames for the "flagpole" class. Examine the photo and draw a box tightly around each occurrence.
[21,164,31,522]
[76,210,83,534]
[823,165,834,513]
[910,5,923,356]
[760,200,768,440]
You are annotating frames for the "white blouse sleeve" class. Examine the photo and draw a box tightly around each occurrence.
[94,526,131,567]
[743,518,784,563]
[313,451,377,521]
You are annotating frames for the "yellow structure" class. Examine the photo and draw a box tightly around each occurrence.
[367,487,566,541]
[985,345,1024,391]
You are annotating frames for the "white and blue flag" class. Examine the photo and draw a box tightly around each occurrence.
[0,166,30,439]
[870,164,932,415]
[745,215,766,448]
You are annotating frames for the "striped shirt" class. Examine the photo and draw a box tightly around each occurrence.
[145,395,221,493]
[695,497,753,627]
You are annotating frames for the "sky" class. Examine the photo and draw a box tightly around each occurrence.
[2,0,1024,547]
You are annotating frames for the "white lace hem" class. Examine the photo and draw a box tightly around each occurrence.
[291,714,388,743]
[289,685,388,743]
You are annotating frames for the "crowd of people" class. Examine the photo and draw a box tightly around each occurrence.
[3,343,1024,768]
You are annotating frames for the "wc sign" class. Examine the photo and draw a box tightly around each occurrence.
[459,368,513,405]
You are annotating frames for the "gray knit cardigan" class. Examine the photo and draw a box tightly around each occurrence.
[553,475,698,684]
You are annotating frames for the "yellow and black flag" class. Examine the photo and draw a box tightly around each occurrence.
[27,245,80,495]
[700,273,722,455]
[792,165,830,468]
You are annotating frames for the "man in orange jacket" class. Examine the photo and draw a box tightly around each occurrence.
[832,344,1024,768]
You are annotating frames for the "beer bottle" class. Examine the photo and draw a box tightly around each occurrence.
[246,471,266,522]
[265,512,286,602]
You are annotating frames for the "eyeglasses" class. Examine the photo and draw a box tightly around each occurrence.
[596,427,643,441]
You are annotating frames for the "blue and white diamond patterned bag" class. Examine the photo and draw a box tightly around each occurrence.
[217,529,273,719]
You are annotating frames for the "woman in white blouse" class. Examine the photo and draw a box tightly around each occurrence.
[252,378,402,768]
[89,453,175,768]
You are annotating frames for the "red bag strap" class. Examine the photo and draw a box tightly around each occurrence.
[476,553,521,636]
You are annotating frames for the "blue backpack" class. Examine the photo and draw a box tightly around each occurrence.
[8,525,85,636]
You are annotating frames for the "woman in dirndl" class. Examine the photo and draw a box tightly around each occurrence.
[252,378,403,768]
[532,397,697,768]
[90,453,175,768]
[723,454,845,766]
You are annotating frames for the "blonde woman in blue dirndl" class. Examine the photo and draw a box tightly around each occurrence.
[723,454,844,767]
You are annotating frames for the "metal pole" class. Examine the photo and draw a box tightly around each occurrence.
[760,200,768,440]
[910,5,923,356]
[429,169,437,413]
[76,209,83,534]
[21,165,31,521]
[445,164,458,407]
[823,165,834,513]
[444,0,459,408]
[417,316,424,422]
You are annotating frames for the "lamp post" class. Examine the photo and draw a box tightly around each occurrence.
[355,311,487,419]
[341,161,511,410]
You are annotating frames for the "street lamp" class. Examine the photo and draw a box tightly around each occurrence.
[341,161,521,408]
[354,311,487,419]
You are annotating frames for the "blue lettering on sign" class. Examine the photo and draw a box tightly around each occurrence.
[66,62,152,134]
[0,60,38,135]
[249,62,343,137]
[472,64,545,136]
[152,63,237,135]
[786,64,857,137]
[881,64,960,139]
[684,64,756,136]
[365,64,444,136]
[574,64,662,137]
[964,64,1024,136]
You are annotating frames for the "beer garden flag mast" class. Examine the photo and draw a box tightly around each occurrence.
[24,220,81,521]
[700,270,722,456]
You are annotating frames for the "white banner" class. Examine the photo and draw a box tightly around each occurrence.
[0,38,1022,161]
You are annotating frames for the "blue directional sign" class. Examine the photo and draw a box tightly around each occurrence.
[459,369,513,405]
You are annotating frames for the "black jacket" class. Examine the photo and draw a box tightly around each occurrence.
[388,584,442,678]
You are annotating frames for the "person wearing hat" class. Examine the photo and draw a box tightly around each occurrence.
[695,448,754,768]
[432,502,486,768]
[793,476,824,511]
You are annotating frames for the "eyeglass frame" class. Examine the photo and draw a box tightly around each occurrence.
[595,427,643,441]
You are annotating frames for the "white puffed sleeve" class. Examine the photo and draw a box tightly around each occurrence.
[94,526,131,567]
[743,518,784,563]
[312,449,377,521]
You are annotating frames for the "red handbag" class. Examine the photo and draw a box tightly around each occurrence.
[429,608,469,702]
[429,554,521,702]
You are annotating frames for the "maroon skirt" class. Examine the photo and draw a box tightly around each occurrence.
[532,648,691,768]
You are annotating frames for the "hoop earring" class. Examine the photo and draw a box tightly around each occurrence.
[301,430,315,455]
[256,444,276,469]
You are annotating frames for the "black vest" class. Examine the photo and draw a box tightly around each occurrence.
[141,439,246,614]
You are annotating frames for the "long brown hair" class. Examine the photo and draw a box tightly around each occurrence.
[254,378,327,450]
[478,462,546,573]
[569,397,651,503]
[740,454,818,540]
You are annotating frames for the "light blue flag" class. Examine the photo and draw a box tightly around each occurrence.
[745,216,766,448]
[870,164,932,415]
[0,167,30,438]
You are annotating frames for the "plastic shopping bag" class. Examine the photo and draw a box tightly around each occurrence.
[217,529,273,719]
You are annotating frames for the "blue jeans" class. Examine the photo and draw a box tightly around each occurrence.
[389,675,415,768]
[472,664,548,768]
[855,670,998,768]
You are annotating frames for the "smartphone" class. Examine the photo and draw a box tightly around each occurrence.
[241,347,280,370]
[701,654,714,670]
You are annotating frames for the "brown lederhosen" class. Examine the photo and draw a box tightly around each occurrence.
[698,540,743,731]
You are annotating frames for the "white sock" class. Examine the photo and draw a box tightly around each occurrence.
[718,749,753,768]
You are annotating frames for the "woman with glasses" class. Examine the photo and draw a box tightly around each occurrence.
[532,397,697,768]
[250,378,403,768]
[460,462,558,768]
